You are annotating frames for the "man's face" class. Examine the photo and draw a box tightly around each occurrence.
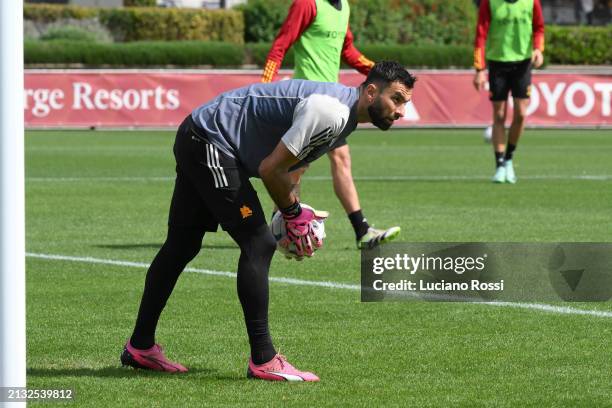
[367,81,413,131]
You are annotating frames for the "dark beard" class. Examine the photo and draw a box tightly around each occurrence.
[368,99,392,131]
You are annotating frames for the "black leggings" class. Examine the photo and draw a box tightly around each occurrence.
[130,223,277,364]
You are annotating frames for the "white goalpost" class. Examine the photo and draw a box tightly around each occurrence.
[0,0,26,406]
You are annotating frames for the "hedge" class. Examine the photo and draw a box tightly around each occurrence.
[246,43,295,67]
[350,0,477,45]
[357,44,473,68]
[546,26,611,65]
[24,4,244,44]
[99,7,244,43]
[124,0,156,6]
[246,43,472,68]
[25,4,610,66]
[29,38,612,68]
[235,0,291,43]
[39,26,102,43]
[239,0,477,45]
[25,40,244,67]
[24,4,98,22]
[25,40,472,68]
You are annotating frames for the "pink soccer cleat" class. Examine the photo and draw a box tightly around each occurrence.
[121,341,188,373]
[247,354,319,382]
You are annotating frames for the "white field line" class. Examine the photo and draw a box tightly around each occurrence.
[25,174,612,182]
[26,252,612,319]
[26,176,175,182]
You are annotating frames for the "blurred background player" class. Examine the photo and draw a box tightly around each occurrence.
[473,0,545,184]
[261,0,401,248]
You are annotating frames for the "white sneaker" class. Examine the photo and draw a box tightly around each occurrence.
[357,226,401,250]
[505,160,517,184]
[492,166,506,183]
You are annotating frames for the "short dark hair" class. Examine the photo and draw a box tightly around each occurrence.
[362,61,416,90]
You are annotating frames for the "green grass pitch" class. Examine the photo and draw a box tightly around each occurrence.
[26,128,612,407]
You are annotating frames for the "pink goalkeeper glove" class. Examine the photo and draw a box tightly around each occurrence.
[281,203,328,257]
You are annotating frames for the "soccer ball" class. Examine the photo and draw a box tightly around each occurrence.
[270,204,327,259]
[483,126,493,143]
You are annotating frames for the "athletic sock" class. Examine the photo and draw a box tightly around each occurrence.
[504,143,516,161]
[228,224,278,366]
[348,210,370,240]
[130,226,204,351]
[130,336,154,351]
[495,151,505,168]
[246,319,277,365]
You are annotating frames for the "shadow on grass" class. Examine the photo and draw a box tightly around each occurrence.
[95,243,239,250]
[27,366,237,381]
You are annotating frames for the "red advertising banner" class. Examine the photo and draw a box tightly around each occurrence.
[24,70,611,128]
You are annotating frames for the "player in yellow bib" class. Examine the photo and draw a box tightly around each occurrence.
[473,0,545,184]
[262,0,401,248]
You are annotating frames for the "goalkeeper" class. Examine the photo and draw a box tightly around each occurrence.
[262,0,401,249]
[121,62,416,380]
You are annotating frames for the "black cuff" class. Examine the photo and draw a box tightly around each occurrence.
[280,200,302,219]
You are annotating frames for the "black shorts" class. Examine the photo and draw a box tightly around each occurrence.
[168,115,266,232]
[488,59,532,101]
[331,137,347,149]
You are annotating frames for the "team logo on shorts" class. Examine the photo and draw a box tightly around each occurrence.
[240,205,253,219]
[526,85,532,97]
